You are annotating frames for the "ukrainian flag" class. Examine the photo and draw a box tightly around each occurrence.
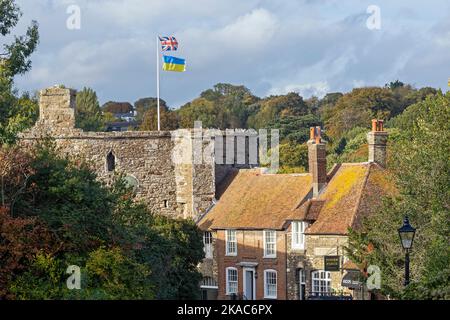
[162,55,186,72]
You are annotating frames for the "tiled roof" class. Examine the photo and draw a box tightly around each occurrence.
[306,162,393,235]
[198,170,312,230]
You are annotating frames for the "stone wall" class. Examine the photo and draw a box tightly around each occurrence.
[286,227,308,300]
[304,234,352,296]
[19,86,254,220]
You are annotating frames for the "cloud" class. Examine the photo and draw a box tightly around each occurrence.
[268,81,330,98]
[11,0,450,107]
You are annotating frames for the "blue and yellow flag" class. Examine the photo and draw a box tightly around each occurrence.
[162,55,186,72]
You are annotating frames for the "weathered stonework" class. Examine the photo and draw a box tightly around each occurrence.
[19,86,252,220]
[303,234,352,297]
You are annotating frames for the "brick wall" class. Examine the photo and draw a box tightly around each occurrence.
[215,229,287,300]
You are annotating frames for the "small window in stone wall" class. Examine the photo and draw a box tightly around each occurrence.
[164,200,169,208]
[106,151,115,172]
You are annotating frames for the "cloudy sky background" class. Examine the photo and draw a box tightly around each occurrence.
[8,0,450,107]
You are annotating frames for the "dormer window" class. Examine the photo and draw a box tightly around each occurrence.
[292,221,308,250]
[106,151,115,172]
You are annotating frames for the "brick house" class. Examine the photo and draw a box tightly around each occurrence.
[197,120,392,300]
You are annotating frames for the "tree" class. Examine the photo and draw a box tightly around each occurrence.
[140,105,178,131]
[348,92,450,299]
[75,87,103,132]
[0,0,39,77]
[0,142,205,300]
[134,97,167,122]
[247,93,309,129]
[278,143,309,173]
[177,98,220,128]
[0,0,39,144]
[385,80,404,90]
[266,114,322,144]
[102,101,134,115]
[323,87,399,143]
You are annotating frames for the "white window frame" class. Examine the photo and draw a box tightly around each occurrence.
[311,270,331,295]
[263,230,277,258]
[291,221,307,250]
[200,276,218,289]
[225,230,237,256]
[264,269,277,299]
[298,268,306,300]
[226,267,238,295]
[203,231,213,259]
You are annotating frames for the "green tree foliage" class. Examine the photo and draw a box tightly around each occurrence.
[177,83,259,129]
[140,104,178,131]
[247,92,309,129]
[266,114,322,144]
[347,92,450,299]
[75,87,103,132]
[102,101,134,115]
[0,0,39,77]
[178,98,220,128]
[322,87,399,143]
[0,1,39,144]
[278,142,309,173]
[134,97,167,122]
[0,142,205,300]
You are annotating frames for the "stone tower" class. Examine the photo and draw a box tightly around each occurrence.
[36,86,79,135]
[367,119,388,168]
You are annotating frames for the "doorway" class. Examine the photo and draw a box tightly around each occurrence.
[243,268,256,300]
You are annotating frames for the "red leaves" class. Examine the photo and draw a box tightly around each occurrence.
[0,206,58,299]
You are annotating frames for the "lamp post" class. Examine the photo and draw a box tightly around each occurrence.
[398,216,416,286]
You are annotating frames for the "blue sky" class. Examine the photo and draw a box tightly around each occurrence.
[10,0,450,108]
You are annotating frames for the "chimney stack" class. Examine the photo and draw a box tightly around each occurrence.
[307,126,327,198]
[367,119,388,168]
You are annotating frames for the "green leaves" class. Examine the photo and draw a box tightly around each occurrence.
[348,92,450,299]
[0,0,21,36]
[1,143,205,300]
[75,87,104,132]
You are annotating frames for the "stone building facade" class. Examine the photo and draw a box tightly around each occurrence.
[19,86,255,220]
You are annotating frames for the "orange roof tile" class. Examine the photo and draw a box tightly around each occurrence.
[306,163,392,235]
[306,163,369,235]
[198,170,312,230]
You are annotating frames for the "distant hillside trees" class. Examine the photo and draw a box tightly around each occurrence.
[177,83,259,129]
[140,104,178,131]
[135,97,167,123]
[102,101,134,114]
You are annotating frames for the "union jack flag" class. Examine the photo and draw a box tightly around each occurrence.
[159,36,178,51]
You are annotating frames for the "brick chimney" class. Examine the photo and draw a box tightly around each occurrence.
[367,119,388,168]
[307,126,327,198]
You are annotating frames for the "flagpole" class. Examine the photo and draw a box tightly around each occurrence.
[156,35,161,131]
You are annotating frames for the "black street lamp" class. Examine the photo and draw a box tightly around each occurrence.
[398,216,416,286]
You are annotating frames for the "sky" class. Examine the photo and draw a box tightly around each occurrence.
[8,0,450,108]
